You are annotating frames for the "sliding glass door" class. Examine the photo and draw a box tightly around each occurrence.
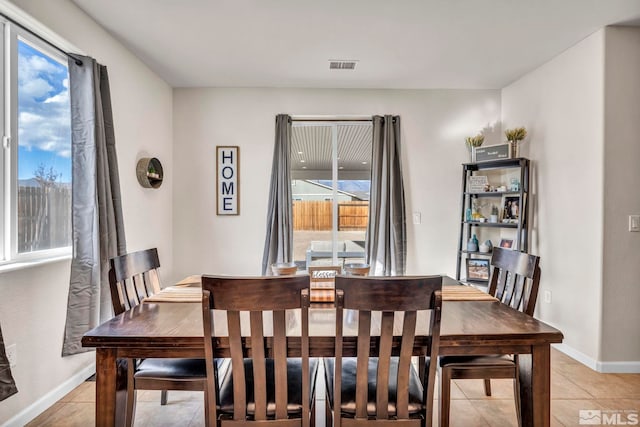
[290,121,372,270]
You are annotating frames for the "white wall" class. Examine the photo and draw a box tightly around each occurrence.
[0,0,174,424]
[601,26,640,364]
[502,31,605,362]
[172,88,500,280]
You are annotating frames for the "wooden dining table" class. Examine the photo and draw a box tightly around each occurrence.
[82,280,563,427]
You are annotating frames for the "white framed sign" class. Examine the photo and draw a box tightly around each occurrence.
[468,175,489,193]
[216,146,239,215]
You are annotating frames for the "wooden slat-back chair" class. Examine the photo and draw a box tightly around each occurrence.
[201,275,318,427]
[325,275,443,427]
[108,249,212,427]
[488,247,541,316]
[308,265,342,281]
[308,265,342,303]
[439,247,541,427]
[109,248,162,316]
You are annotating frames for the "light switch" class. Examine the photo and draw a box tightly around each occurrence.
[629,215,640,232]
[412,212,421,225]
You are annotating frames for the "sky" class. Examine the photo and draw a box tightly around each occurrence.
[17,40,71,183]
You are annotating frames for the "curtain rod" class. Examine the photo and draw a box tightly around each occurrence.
[0,12,83,66]
[291,115,372,122]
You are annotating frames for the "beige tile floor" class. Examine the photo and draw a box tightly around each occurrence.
[27,348,640,427]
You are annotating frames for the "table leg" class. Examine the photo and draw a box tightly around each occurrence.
[518,344,551,427]
[95,348,127,427]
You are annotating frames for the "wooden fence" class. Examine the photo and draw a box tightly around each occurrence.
[17,186,71,252]
[293,200,369,231]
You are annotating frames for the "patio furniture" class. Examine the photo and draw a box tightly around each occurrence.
[305,240,365,268]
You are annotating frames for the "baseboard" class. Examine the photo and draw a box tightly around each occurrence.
[1,362,96,427]
[554,343,640,373]
[596,360,640,374]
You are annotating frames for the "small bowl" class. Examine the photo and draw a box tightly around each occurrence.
[271,262,298,276]
[344,263,370,276]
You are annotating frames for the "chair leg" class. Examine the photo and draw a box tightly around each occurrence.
[160,390,168,405]
[483,379,492,396]
[203,389,210,427]
[325,397,333,427]
[125,359,136,427]
[513,377,522,427]
[439,367,452,427]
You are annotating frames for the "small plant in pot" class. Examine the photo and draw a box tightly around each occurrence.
[504,126,527,158]
[465,133,485,161]
[490,205,499,223]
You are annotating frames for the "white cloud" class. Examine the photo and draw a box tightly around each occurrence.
[20,78,53,99]
[17,46,71,160]
[18,54,59,81]
[44,89,69,104]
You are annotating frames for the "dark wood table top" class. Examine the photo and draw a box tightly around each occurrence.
[82,300,563,356]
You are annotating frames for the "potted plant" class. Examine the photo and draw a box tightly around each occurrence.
[490,205,499,223]
[465,133,485,162]
[147,164,159,179]
[504,126,527,158]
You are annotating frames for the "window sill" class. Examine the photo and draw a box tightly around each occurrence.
[0,254,72,274]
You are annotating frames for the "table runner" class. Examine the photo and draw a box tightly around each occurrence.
[144,281,497,303]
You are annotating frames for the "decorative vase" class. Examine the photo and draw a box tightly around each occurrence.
[509,141,519,158]
[490,214,498,223]
[467,234,479,252]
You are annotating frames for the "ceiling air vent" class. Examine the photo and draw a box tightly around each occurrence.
[329,60,358,70]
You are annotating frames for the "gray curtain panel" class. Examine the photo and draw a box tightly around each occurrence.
[62,56,126,356]
[365,115,407,276]
[0,325,17,401]
[261,114,293,275]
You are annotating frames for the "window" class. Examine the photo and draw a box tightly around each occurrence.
[0,21,72,263]
[290,122,372,269]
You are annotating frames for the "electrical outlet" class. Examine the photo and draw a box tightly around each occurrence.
[6,344,16,367]
[412,212,421,225]
[543,290,552,304]
[629,215,640,232]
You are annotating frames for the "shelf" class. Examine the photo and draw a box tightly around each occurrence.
[456,158,530,281]
[463,221,518,228]
[460,250,492,256]
[465,191,520,197]
[463,279,490,286]
[461,281,490,290]
[136,157,164,189]
[463,157,528,171]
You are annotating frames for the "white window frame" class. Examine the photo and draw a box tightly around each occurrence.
[0,17,73,266]
[292,120,372,264]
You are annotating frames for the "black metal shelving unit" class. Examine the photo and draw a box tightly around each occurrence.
[455,158,530,282]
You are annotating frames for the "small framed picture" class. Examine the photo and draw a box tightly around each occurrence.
[466,258,490,282]
[502,196,520,221]
[499,239,514,249]
[468,175,489,193]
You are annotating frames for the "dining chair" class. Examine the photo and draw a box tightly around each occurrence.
[325,275,443,427]
[201,274,319,427]
[439,247,541,427]
[109,248,219,427]
[308,265,342,303]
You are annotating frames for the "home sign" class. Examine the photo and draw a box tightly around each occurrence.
[216,146,239,215]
